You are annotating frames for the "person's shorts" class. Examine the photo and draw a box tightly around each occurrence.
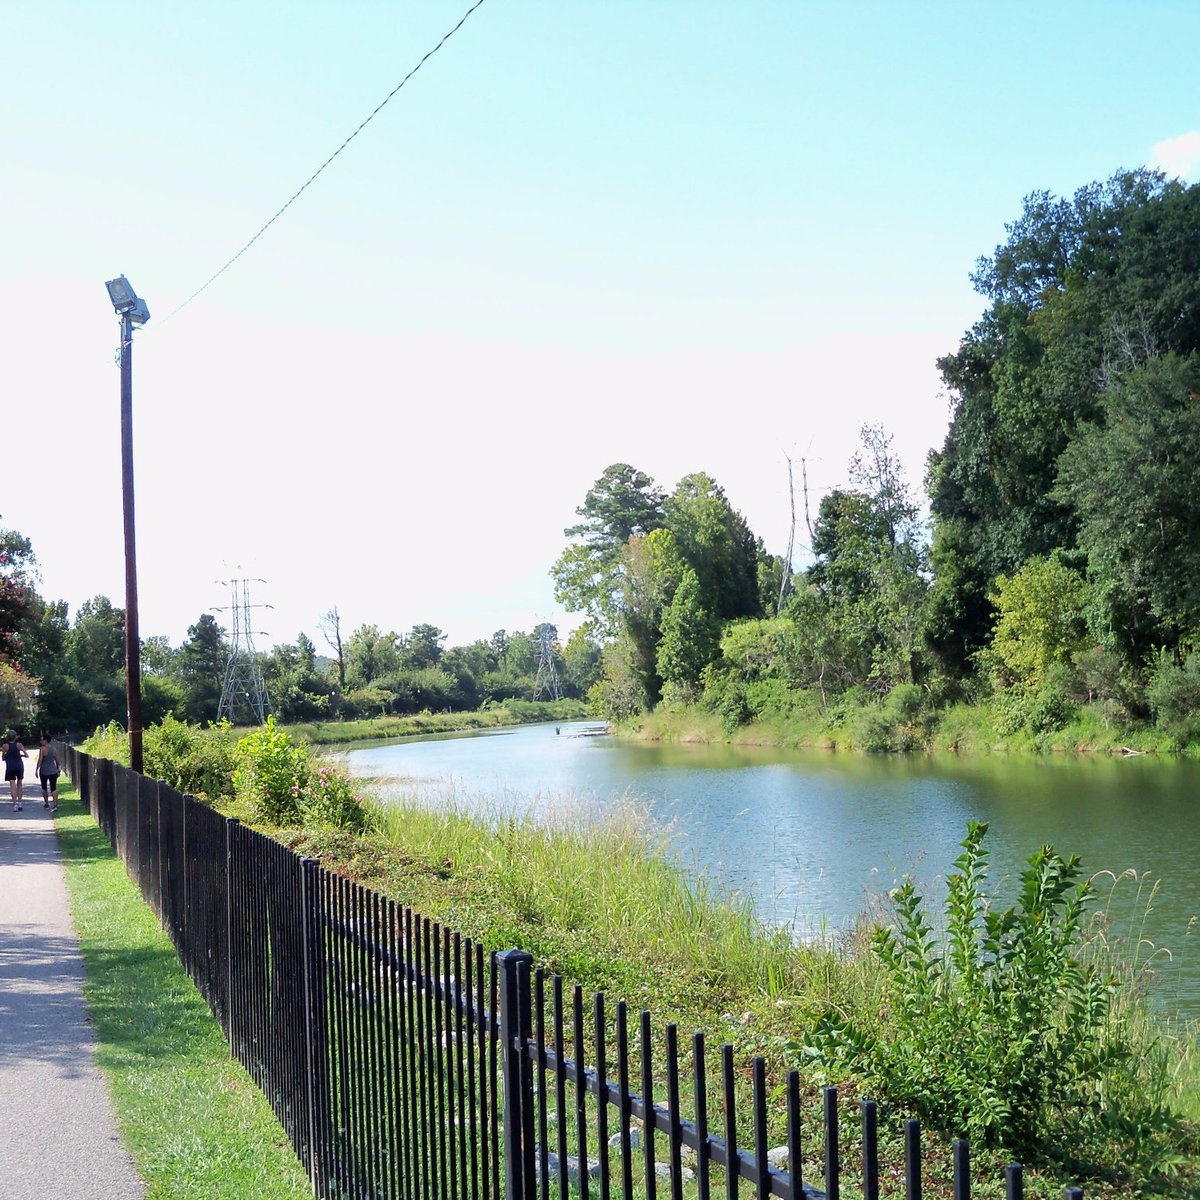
[4,765,23,781]
[40,772,59,796]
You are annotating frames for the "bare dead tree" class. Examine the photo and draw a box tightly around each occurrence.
[1097,305,1160,391]
[318,606,346,689]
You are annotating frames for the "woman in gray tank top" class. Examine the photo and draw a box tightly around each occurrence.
[36,735,60,811]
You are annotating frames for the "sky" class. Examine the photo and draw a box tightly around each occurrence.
[4,1,1200,655]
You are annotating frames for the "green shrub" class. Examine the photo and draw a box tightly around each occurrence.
[699,665,749,732]
[850,683,931,751]
[82,719,131,764]
[803,822,1173,1167]
[1147,651,1200,748]
[297,764,371,833]
[143,715,238,800]
[994,673,1079,738]
[234,718,309,825]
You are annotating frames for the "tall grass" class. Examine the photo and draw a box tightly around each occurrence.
[291,783,1200,1192]
[368,786,826,1010]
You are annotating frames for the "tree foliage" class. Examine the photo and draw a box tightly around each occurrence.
[929,170,1200,675]
[988,556,1088,695]
[1056,352,1200,658]
[552,463,665,634]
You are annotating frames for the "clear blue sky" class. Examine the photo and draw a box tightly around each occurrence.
[4,1,1198,651]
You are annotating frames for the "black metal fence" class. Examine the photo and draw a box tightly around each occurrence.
[63,746,1085,1200]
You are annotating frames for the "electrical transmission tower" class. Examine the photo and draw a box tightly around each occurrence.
[533,624,562,701]
[215,577,273,724]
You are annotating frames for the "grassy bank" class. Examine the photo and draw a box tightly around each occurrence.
[75,717,1200,1194]
[626,697,1180,757]
[286,697,590,746]
[279,785,1200,1196]
[55,784,312,1200]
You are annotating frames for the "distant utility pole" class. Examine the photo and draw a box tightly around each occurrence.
[778,454,797,616]
[533,626,562,701]
[215,577,273,724]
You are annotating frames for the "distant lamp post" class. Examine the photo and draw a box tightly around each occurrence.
[105,275,150,774]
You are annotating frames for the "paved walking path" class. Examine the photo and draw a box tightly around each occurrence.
[0,788,145,1198]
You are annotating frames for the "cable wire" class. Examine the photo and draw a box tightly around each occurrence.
[161,0,488,325]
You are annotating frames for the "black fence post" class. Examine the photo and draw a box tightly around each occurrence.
[497,948,535,1200]
[226,817,240,1060]
[300,856,328,1196]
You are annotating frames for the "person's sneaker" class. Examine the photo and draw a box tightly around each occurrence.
[42,800,48,809]
[14,804,21,812]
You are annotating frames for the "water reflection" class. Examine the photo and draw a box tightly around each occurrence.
[345,721,1200,1014]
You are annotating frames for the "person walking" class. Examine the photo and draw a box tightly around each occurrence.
[35,735,60,811]
[4,730,27,811]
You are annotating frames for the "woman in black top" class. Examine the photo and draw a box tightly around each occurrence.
[3,730,27,811]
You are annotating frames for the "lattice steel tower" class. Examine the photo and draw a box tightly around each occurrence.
[216,577,272,724]
[532,624,562,701]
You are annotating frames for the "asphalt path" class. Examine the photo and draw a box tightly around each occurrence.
[0,782,145,1198]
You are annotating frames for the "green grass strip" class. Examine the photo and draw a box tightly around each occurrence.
[54,785,312,1200]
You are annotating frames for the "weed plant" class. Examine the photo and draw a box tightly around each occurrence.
[804,823,1198,1183]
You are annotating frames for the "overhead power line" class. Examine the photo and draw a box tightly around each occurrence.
[162,0,488,325]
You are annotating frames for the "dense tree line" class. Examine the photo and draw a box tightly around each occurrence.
[558,170,1200,746]
[4,169,1199,748]
[0,553,596,734]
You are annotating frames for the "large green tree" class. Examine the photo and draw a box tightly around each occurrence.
[62,596,126,728]
[656,567,720,697]
[552,463,666,634]
[798,427,927,694]
[927,170,1200,675]
[263,632,329,722]
[177,613,227,723]
[0,524,38,672]
[663,472,764,626]
[344,625,401,689]
[403,624,447,670]
[1056,352,1200,659]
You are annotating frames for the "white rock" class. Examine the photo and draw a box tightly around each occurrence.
[543,1150,602,1185]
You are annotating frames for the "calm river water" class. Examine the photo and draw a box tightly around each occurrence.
[344,721,1200,1016]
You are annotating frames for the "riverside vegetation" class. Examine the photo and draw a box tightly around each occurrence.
[83,717,1200,1196]
[9,174,1200,762]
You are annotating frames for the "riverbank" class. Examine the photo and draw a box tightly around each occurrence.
[622,696,1184,757]
[286,696,589,745]
[284,787,1200,1196]
[80,718,1200,1193]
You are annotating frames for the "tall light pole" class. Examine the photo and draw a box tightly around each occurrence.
[104,276,150,774]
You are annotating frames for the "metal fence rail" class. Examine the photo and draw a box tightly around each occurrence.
[61,745,1086,1200]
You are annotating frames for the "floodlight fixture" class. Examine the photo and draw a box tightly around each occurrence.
[105,273,151,773]
[105,275,151,325]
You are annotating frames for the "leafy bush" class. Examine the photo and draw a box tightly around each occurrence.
[234,717,309,825]
[143,715,237,800]
[994,670,1079,738]
[339,687,393,721]
[851,683,931,751]
[82,719,131,764]
[803,822,1169,1165]
[297,764,371,832]
[1146,650,1200,748]
[988,555,1088,693]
